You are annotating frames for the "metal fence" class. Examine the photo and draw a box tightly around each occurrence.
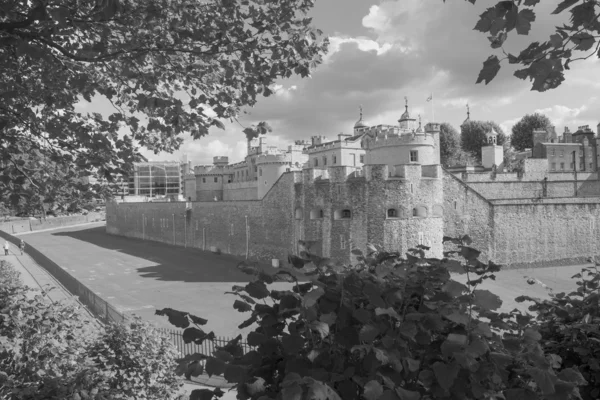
[0,229,127,325]
[158,328,251,357]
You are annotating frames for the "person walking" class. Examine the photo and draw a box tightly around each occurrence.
[19,240,25,255]
[3,241,9,256]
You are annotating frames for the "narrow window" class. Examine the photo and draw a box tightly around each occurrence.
[418,232,424,246]
[295,208,303,220]
[560,150,564,157]
[259,168,262,177]
[453,200,457,210]
[551,149,555,155]
[319,209,324,218]
[387,209,397,218]
[202,177,206,183]
[214,177,218,183]
[314,158,319,167]
[360,154,365,163]
[410,150,418,162]
[254,166,257,172]
[333,155,337,164]
[340,235,346,249]
[560,163,565,171]
[341,209,352,219]
[323,156,327,166]
[551,163,556,171]
[410,184,413,194]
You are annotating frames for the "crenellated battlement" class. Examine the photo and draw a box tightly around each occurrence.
[256,153,291,165]
[194,165,234,175]
[365,132,435,150]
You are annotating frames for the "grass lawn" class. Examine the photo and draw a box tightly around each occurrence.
[451,263,588,315]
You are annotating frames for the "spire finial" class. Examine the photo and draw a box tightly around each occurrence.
[466,103,470,118]
[359,104,363,120]
[404,96,408,111]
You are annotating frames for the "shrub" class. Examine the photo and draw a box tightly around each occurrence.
[517,264,599,400]
[86,316,184,399]
[160,237,586,400]
[0,261,97,399]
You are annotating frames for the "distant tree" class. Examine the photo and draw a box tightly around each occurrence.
[439,123,461,166]
[446,147,479,168]
[461,120,507,159]
[448,0,600,92]
[511,113,553,152]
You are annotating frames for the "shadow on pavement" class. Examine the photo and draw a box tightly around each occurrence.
[52,226,279,283]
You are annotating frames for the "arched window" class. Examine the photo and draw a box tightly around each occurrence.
[295,208,303,220]
[310,209,324,220]
[342,209,351,219]
[387,208,398,218]
[413,206,427,218]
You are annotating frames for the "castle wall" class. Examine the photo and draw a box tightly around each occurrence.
[223,181,258,201]
[442,170,494,260]
[492,201,600,267]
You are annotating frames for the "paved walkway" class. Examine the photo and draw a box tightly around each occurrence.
[0,247,101,333]
[19,222,288,336]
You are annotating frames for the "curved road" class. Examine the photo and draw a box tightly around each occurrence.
[20,222,286,336]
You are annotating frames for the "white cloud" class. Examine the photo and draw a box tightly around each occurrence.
[534,105,587,128]
[324,36,394,63]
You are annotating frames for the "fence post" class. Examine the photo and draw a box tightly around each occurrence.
[172,213,175,245]
[184,215,187,248]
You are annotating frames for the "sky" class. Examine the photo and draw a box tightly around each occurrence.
[90,0,600,165]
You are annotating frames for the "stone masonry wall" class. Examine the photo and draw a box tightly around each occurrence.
[442,170,494,261]
[492,202,600,267]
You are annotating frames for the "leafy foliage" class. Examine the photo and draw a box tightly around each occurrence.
[511,113,554,152]
[0,0,328,200]
[87,316,183,399]
[162,238,587,400]
[451,0,600,91]
[517,264,600,400]
[439,123,461,167]
[0,260,184,399]
[460,120,507,159]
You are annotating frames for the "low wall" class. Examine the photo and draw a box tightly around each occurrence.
[0,213,104,234]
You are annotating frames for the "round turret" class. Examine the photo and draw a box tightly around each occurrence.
[354,105,368,130]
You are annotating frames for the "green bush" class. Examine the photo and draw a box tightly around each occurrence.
[86,317,184,399]
[0,260,184,400]
[160,237,587,400]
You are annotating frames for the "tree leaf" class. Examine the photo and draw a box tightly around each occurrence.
[528,367,556,395]
[557,368,587,385]
[245,281,270,299]
[551,0,579,14]
[572,32,595,51]
[432,362,459,391]
[364,380,384,400]
[395,387,421,400]
[233,299,253,312]
[359,325,380,343]
[205,357,226,377]
[476,55,501,85]
[473,289,503,311]
[442,280,468,297]
[282,334,305,354]
[516,9,536,35]
[303,287,325,308]
[224,364,249,383]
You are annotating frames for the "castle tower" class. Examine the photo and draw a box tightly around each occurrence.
[256,154,291,198]
[213,156,229,168]
[398,96,417,131]
[354,105,368,133]
[461,103,471,127]
[425,122,441,165]
[481,128,503,169]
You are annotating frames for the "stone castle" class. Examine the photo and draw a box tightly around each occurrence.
[106,101,600,268]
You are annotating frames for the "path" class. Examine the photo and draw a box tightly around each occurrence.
[19,222,288,337]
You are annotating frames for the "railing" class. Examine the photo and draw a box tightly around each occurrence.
[0,230,127,326]
[158,328,251,357]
